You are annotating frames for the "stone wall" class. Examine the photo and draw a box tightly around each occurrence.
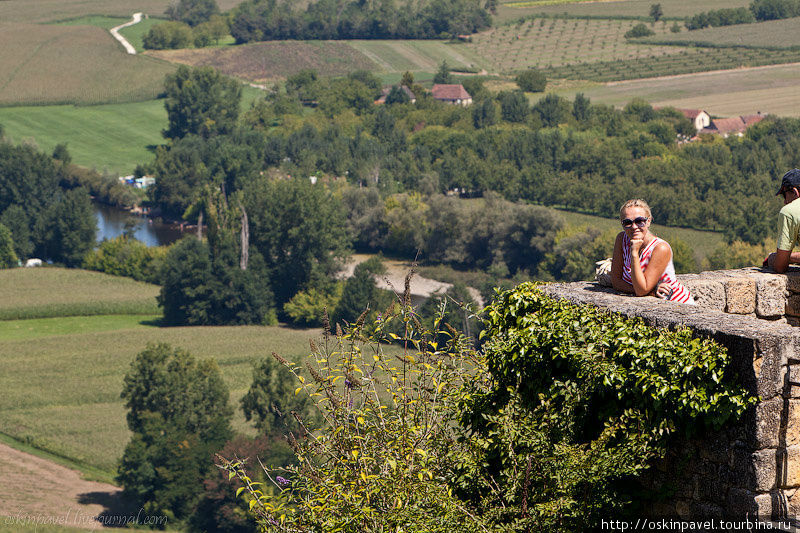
[541,275,800,520]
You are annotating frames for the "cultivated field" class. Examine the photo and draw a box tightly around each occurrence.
[0,99,166,176]
[642,17,800,48]
[349,40,484,73]
[148,41,380,83]
[495,0,751,22]
[0,268,159,320]
[553,62,800,117]
[468,17,681,72]
[0,23,174,106]
[0,0,244,24]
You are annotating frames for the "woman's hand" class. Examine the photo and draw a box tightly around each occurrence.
[655,281,673,300]
[629,237,644,256]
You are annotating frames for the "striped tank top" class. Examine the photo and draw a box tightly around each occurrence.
[621,233,694,304]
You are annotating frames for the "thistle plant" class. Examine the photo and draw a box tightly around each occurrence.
[218,273,489,532]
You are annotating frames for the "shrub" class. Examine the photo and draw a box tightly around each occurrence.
[624,23,655,39]
[143,21,194,50]
[515,69,547,92]
[83,235,168,283]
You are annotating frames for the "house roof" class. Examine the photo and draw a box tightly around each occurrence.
[708,117,746,134]
[375,85,416,104]
[677,108,707,120]
[431,84,471,100]
[741,113,765,126]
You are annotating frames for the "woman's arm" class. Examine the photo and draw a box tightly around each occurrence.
[610,232,633,293]
[629,241,671,296]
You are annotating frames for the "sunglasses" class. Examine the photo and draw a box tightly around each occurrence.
[621,216,648,228]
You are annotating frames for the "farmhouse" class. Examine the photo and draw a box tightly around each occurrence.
[700,113,766,137]
[676,108,711,132]
[431,84,472,106]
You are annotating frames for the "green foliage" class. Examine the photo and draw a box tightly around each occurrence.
[163,66,242,140]
[537,225,616,282]
[118,343,233,522]
[240,355,323,436]
[158,236,276,326]
[221,283,755,532]
[165,0,220,27]
[453,284,756,530]
[40,187,97,267]
[333,256,392,326]
[471,97,497,129]
[498,90,530,123]
[0,222,18,268]
[244,176,350,308]
[750,0,800,20]
[142,21,194,50]
[703,238,771,270]
[624,22,656,39]
[515,69,547,92]
[284,284,344,327]
[433,60,453,85]
[219,295,486,532]
[649,3,663,21]
[83,235,168,283]
[685,7,754,29]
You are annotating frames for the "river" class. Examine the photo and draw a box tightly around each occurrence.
[93,203,183,247]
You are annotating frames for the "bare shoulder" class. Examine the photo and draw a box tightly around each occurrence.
[651,239,672,258]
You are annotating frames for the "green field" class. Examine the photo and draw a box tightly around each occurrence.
[0,268,160,320]
[0,99,166,175]
[117,15,166,53]
[0,269,329,476]
[641,16,800,48]
[53,15,130,30]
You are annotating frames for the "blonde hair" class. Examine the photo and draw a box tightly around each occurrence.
[619,199,652,221]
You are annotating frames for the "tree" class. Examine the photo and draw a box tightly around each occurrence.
[39,187,96,267]
[515,69,546,92]
[625,22,655,38]
[334,256,390,325]
[433,60,453,84]
[166,0,220,26]
[472,98,496,129]
[142,21,193,49]
[163,66,242,139]
[158,237,275,326]
[118,343,233,522]
[498,90,530,123]
[243,177,351,308]
[0,223,18,268]
[572,92,591,122]
[649,3,663,21]
[385,85,410,105]
[241,355,322,436]
[533,93,567,127]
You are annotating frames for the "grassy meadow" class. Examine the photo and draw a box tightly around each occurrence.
[117,15,166,53]
[495,0,751,22]
[0,268,159,320]
[642,16,800,48]
[554,62,800,117]
[0,269,331,477]
[0,22,174,106]
[0,99,166,175]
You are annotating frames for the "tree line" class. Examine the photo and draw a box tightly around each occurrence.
[143,0,492,50]
[685,0,800,29]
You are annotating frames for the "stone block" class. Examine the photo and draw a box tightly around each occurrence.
[756,276,788,318]
[754,491,791,520]
[785,271,800,293]
[755,397,784,449]
[787,366,800,399]
[786,445,800,487]
[684,279,725,311]
[752,449,779,491]
[725,277,756,314]
[787,400,800,447]
[727,487,759,517]
[787,294,800,317]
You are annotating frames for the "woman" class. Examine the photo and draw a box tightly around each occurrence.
[611,199,694,304]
